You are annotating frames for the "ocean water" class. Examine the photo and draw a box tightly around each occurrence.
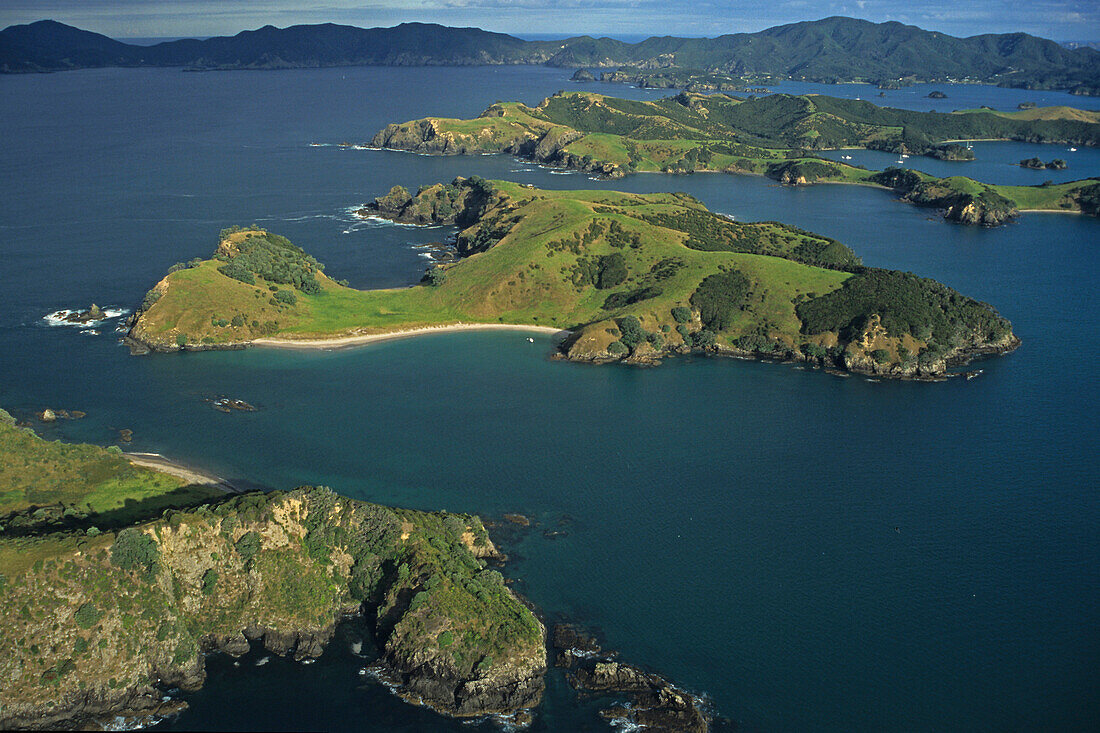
[0,66,1097,731]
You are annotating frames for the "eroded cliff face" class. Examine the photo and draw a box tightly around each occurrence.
[0,488,545,729]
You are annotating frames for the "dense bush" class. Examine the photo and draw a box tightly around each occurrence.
[671,306,692,323]
[217,231,322,293]
[602,285,662,310]
[110,528,160,577]
[617,315,646,349]
[273,290,297,306]
[690,270,751,331]
[796,269,1011,345]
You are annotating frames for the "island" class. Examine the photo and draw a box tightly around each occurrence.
[125,179,1017,379]
[370,91,1100,226]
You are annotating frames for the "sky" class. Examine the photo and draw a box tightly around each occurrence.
[0,0,1097,43]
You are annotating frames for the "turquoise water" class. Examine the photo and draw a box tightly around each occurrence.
[1,67,1098,731]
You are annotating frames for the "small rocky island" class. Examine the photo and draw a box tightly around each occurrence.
[125,179,1018,380]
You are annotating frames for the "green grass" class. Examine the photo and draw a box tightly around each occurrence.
[0,410,220,518]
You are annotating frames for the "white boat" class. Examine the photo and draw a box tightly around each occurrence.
[526,337,534,343]
[900,153,909,158]
[1068,147,1077,152]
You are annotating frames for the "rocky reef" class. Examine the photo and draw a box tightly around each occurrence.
[552,624,712,732]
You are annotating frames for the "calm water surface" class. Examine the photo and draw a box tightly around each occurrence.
[0,67,1097,731]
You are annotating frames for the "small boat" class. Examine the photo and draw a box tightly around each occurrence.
[526,337,534,343]
[900,153,909,158]
[1068,147,1077,152]
[896,159,905,164]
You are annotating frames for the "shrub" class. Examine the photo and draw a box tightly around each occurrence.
[425,268,447,286]
[201,568,218,595]
[74,603,101,629]
[596,253,627,289]
[691,329,716,348]
[273,290,297,306]
[617,316,646,348]
[234,531,262,563]
[871,349,892,364]
[110,529,159,577]
[231,315,245,327]
[607,341,628,356]
[175,334,187,347]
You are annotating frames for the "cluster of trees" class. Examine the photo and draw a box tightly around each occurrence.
[572,252,627,289]
[634,207,860,270]
[690,270,751,331]
[796,268,1011,346]
[216,231,323,294]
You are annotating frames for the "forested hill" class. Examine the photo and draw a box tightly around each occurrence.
[2,16,1097,92]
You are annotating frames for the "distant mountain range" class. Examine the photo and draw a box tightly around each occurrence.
[2,16,1097,93]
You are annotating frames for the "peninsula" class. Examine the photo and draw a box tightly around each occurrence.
[371,91,1100,226]
[127,179,1017,379]
[0,408,547,729]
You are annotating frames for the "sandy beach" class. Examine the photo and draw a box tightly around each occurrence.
[126,452,242,493]
[251,322,572,350]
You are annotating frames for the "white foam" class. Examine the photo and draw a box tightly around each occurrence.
[255,656,270,666]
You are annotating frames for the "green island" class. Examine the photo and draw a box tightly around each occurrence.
[0,408,547,729]
[126,179,1017,379]
[370,91,1100,226]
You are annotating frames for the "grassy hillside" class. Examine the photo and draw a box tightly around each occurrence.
[0,409,220,523]
[130,180,1016,379]
[0,415,545,729]
[371,91,1100,224]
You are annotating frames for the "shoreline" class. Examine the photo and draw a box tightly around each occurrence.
[125,452,242,493]
[252,323,572,350]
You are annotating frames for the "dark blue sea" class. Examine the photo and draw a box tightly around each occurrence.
[0,67,1097,731]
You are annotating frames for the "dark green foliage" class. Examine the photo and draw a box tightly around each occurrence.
[607,341,628,356]
[231,315,245,327]
[140,289,162,311]
[596,253,627,289]
[690,270,751,331]
[617,316,646,349]
[690,329,716,348]
[633,207,860,270]
[736,333,775,352]
[796,269,1012,345]
[218,231,322,294]
[424,267,447,286]
[217,261,255,285]
[603,286,662,310]
[273,290,297,306]
[800,343,829,360]
[175,334,187,347]
[201,568,218,595]
[766,159,843,183]
[671,306,692,323]
[871,349,892,364]
[73,603,101,629]
[110,528,159,577]
[234,531,262,563]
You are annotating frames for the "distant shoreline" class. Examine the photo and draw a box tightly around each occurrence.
[126,452,241,493]
[251,322,571,350]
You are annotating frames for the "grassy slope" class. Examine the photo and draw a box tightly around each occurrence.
[133,184,853,355]
[0,409,219,519]
[375,92,1099,213]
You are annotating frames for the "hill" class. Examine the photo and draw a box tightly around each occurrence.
[371,90,1100,225]
[0,407,545,729]
[127,180,1017,379]
[2,17,1097,92]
